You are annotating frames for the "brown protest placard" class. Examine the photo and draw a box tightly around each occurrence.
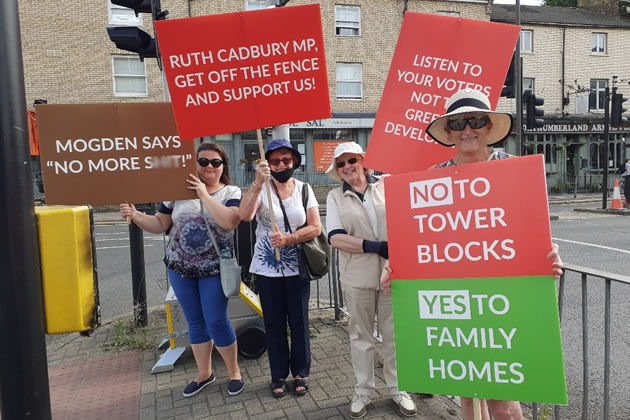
[36,103,197,206]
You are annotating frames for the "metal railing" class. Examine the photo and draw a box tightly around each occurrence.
[546,173,622,196]
[234,219,344,318]
[530,264,630,420]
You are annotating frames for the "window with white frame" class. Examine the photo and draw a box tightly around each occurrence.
[436,10,460,17]
[591,33,607,54]
[336,63,362,99]
[112,56,148,97]
[335,6,360,36]
[520,30,533,53]
[523,78,534,96]
[589,79,607,111]
[108,0,142,26]
[246,0,268,10]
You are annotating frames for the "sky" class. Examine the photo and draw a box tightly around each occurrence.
[493,0,544,5]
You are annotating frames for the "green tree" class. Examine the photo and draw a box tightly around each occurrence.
[542,0,578,6]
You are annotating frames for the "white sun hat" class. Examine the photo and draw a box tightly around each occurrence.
[325,142,369,182]
[426,88,513,147]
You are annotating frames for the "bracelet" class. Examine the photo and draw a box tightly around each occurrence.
[249,182,262,193]
[292,233,299,243]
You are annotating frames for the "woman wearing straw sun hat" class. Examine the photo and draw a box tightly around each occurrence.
[426,87,514,166]
[382,88,564,420]
[325,142,418,418]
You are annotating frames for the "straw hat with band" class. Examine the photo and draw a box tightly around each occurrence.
[325,142,372,182]
[426,88,513,147]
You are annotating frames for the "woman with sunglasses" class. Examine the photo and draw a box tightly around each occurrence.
[239,138,321,398]
[325,142,418,418]
[120,142,245,398]
[383,88,564,420]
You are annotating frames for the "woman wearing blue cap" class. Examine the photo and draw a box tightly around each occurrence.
[239,138,322,398]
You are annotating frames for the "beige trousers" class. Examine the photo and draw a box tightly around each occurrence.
[343,284,399,397]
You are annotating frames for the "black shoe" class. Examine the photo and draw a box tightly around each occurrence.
[183,374,216,398]
[228,379,245,396]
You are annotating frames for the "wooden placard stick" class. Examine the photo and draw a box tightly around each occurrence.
[473,398,482,420]
[256,128,281,261]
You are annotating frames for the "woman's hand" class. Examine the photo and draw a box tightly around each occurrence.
[270,230,291,248]
[187,174,209,199]
[255,161,271,186]
[547,243,564,280]
[120,202,137,221]
[380,261,392,293]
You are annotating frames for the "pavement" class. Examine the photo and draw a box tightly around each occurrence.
[46,308,462,420]
[43,192,624,420]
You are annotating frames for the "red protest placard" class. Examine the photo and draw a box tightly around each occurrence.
[364,13,520,175]
[155,4,331,139]
[384,155,552,280]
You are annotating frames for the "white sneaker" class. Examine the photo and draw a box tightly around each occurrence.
[350,393,371,418]
[392,392,417,417]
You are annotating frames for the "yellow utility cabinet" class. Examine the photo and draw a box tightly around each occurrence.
[35,206,98,334]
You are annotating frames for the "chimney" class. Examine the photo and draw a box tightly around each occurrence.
[577,0,620,18]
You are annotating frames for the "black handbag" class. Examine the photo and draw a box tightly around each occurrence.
[272,181,330,281]
[298,183,330,278]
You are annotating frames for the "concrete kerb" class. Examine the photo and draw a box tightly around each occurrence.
[574,208,630,215]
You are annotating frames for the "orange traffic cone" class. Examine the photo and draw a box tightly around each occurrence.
[611,178,623,209]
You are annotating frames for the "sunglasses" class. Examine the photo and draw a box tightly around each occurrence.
[447,116,489,131]
[197,157,223,168]
[336,157,359,169]
[268,157,293,166]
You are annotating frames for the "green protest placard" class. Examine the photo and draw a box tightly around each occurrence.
[391,276,567,404]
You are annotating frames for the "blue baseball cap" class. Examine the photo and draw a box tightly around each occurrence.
[265,138,302,167]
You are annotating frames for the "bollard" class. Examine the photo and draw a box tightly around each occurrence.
[129,223,148,327]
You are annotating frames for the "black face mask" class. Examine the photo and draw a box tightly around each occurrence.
[271,168,295,183]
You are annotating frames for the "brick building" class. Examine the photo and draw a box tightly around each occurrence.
[19,0,630,188]
[18,0,493,187]
[492,1,630,189]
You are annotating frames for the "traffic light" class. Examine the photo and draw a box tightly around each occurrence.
[525,93,544,129]
[611,93,628,126]
[501,54,516,98]
[107,0,167,65]
[107,27,156,60]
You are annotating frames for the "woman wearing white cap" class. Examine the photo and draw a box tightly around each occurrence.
[384,88,564,420]
[325,142,417,418]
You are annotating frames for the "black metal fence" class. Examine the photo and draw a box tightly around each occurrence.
[545,173,623,196]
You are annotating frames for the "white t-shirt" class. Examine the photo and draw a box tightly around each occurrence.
[249,179,318,277]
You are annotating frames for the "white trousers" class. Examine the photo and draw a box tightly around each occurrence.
[343,284,399,397]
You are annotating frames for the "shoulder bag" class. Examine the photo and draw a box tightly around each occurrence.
[200,200,241,297]
[272,181,330,281]
[299,183,330,278]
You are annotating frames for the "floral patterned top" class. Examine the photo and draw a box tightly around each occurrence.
[159,185,241,278]
[434,150,512,168]
[249,179,318,277]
